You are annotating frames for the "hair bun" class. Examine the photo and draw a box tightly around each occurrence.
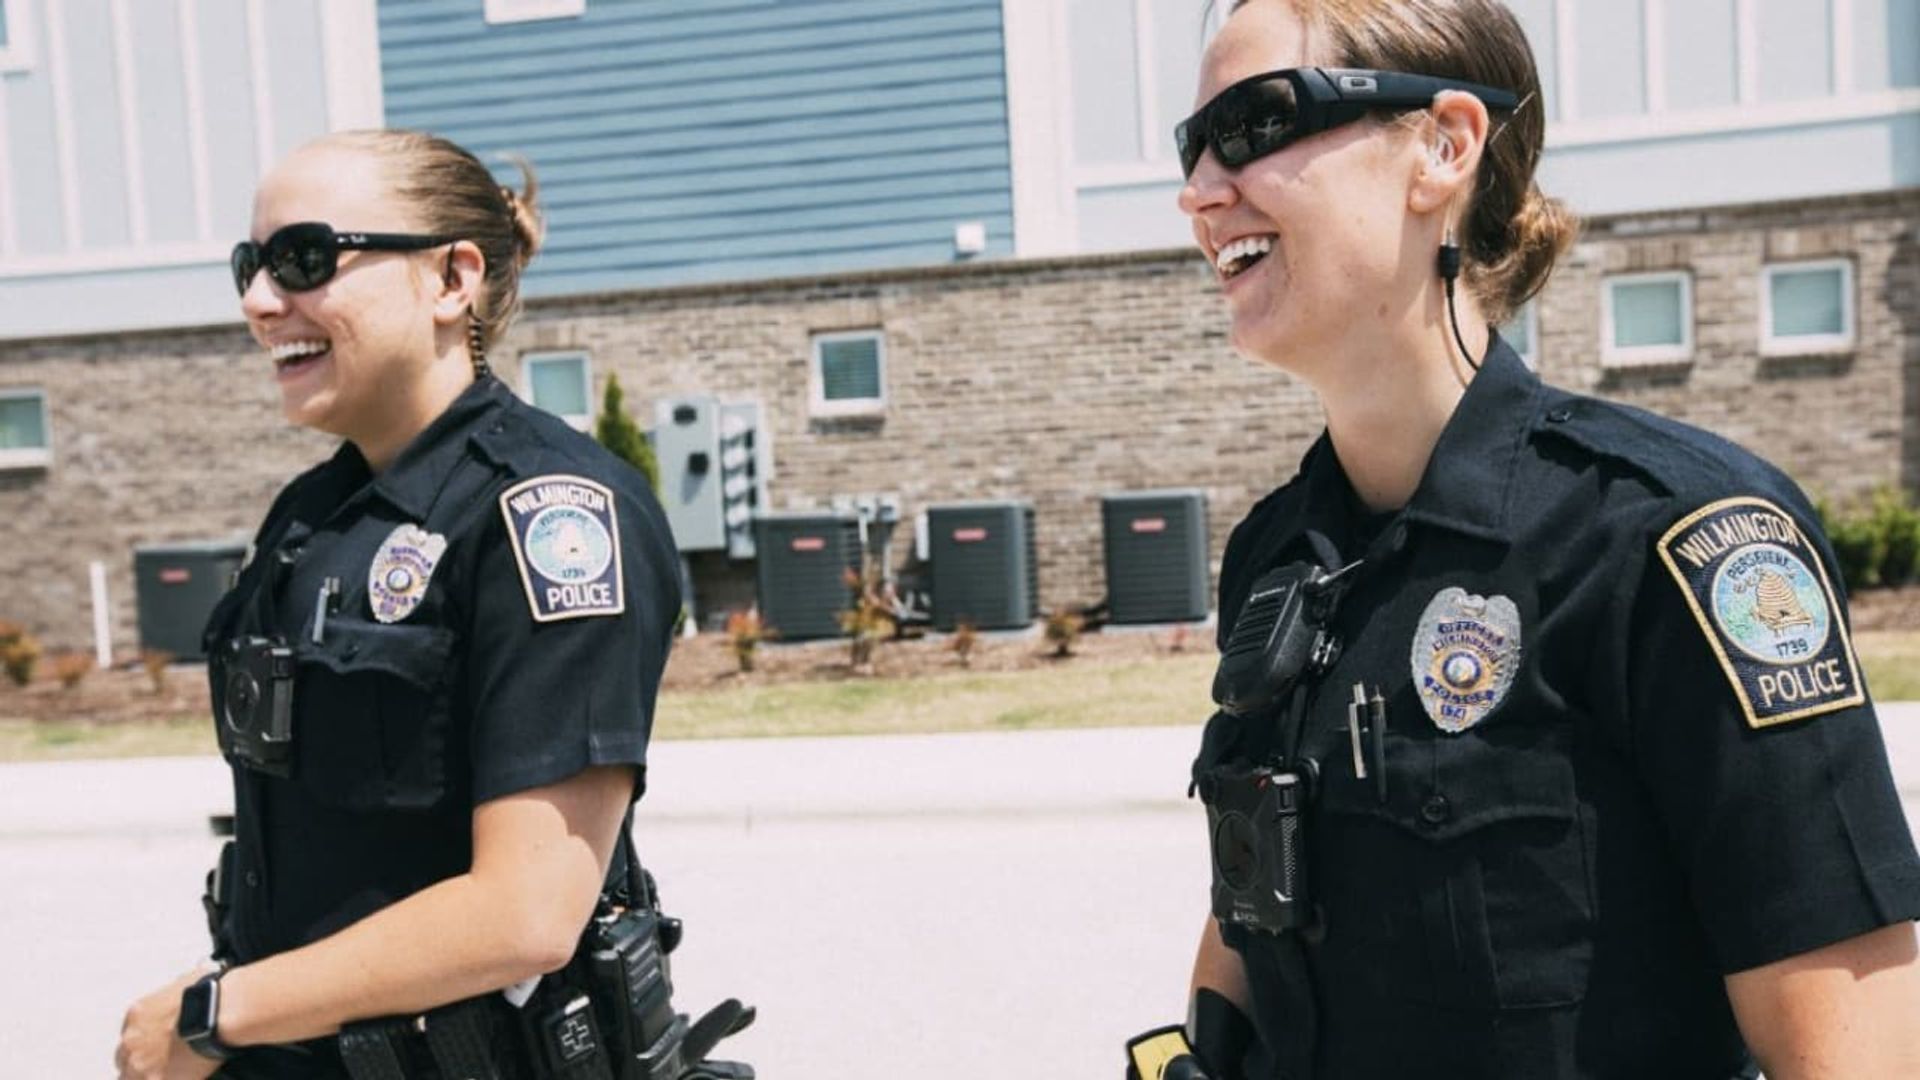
[1501,185,1578,313]
[499,156,545,269]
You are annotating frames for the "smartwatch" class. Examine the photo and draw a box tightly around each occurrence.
[176,970,236,1061]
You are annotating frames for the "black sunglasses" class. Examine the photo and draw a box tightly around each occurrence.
[1175,67,1520,178]
[231,222,458,297]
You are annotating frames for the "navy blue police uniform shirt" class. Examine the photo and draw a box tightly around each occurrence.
[1199,336,1920,1079]
[204,376,680,971]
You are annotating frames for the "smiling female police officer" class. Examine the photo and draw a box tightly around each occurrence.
[1167,2,1920,1077]
[111,131,707,1079]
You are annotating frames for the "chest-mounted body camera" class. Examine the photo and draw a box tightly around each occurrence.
[215,635,295,777]
[1212,561,1356,718]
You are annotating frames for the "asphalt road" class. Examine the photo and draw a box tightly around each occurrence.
[3,711,1917,1078]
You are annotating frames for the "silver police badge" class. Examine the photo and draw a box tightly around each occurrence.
[368,524,448,624]
[1412,587,1523,733]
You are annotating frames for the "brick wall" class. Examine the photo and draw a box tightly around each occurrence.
[1,188,1913,652]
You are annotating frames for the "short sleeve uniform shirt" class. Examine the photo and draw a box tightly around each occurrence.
[204,377,680,968]
[1200,337,1920,1079]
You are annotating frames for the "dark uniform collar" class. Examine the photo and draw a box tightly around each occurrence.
[1399,334,1541,544]
[1295,333,1540,553]
[367,377,513,521]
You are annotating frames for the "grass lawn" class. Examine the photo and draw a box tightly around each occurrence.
[3,632,1915,763]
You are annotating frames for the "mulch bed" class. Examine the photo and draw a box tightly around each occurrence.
[0,622,1209,726]
[5,587,1914,727]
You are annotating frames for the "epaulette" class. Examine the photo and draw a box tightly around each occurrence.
[1529,389,1783,505]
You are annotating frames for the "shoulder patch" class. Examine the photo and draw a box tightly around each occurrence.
[1655,496,1864,728]
[499,474,626,623]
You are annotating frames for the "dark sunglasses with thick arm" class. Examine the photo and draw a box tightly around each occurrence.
[1175,67,1521,178]
[231,221,458,297]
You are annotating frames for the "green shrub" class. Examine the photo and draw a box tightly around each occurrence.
[594,374,661,494]
[1872,488,1920,587]
[1819,499,1883,592]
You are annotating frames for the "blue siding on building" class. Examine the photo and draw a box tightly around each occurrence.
[376,0,1015,298]
[128,1,199,247]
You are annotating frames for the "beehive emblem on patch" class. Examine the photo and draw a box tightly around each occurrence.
[368,524,447,624]
[500,474,625,622]
[1412,587,1523,733]
[1657,496,1863,728]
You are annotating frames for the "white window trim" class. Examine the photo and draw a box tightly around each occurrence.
[0,0,37,73]
[1602,270,1694,368]
[484,0,585,25]
[1760,258,1856,357]
[521,351,593,431]
[0,387,52,469]
[810,330,888,420]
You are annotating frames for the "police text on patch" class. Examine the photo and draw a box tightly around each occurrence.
[1655,497,1862,728]
[499,475,626,623]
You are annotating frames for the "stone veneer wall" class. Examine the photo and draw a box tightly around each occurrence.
[1,188,1914,652]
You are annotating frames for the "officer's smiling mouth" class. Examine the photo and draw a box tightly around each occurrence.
[1216,234,1275,282]
[270,339,332,378]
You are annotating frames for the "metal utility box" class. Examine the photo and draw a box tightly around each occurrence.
[654,395,724,552]
[1102,489,1210,624]
[753,512,863,640]
[928,501,1038,631]
[134,540,247,660]
[653,395,770,559]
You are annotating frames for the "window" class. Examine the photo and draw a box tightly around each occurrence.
[484,0,585,25]
[0,0,36,72]
[810,331,887,419]
[1761,259,1855,356]
[0,389,51,469]
[523,352,592,430]
[1602,271,1693,366]
[1498,299,1539,369]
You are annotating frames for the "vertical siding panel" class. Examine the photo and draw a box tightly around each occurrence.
[56,0,133,249]
[198,0,262,244]
[0,78,14,254]
[1503,0,1558,121]
[1665,0,1739,112]
[1575,0,1647,119]
[2,36,63,255]
[263,0,331,160]
[109,0,149,244]
[128,0,199,247]
[1757,0,1834,102]
[1067,0,1140,165]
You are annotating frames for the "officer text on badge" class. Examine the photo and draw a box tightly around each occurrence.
[499,475,626,623]
[1657,496,1864,728]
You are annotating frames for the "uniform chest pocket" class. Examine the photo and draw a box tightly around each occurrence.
[1313,717,1595,1011]
[294,618,456,811]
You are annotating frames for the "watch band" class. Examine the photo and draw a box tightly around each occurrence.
[177,970,236,1061]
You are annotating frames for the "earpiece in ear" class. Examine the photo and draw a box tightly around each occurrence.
[1429,139,1453,168]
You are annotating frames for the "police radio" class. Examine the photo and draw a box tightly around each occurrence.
[1200,561,1355,936]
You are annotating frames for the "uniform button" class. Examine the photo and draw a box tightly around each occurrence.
[342,642,359,660]
[1547,407,1573,423]
[244,870,260,888]
[1420,794,1452,827]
